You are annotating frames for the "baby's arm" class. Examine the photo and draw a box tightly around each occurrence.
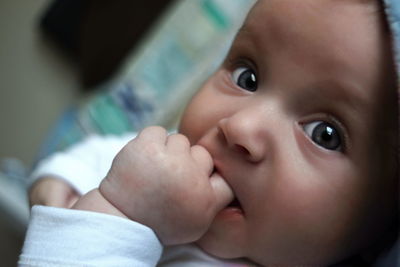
[73,126,234,245]
[29,133,135,208]
[72,188,128,219]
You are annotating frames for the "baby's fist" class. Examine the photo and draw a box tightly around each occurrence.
[99,127,233,245]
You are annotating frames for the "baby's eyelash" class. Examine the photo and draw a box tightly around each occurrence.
[225,54,257,70]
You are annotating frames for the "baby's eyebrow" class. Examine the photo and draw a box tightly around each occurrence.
[324,80,366,106]
[236,23,253,38]
[306,79,370,129]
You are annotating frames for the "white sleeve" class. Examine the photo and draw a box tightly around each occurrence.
[19,206,163,267]
[29,133,136,194]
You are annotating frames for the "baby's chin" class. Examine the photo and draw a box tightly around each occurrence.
[194,234,245,261]
[195,236,344,267]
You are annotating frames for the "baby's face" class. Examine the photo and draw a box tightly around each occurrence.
[179,0,397,265]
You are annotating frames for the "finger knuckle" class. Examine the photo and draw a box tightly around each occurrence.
[146,126,166,135]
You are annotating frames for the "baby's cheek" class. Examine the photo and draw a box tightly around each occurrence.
[178,102,203,144]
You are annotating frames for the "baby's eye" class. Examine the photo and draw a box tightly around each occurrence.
[231,66,258,92]
[303,121,342,151]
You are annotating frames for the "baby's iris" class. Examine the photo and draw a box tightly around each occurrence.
[303,121,342,151]
[232,67,258,92]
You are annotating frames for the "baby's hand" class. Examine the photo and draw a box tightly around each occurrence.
[29,177,80,208]
[99,126,233,245]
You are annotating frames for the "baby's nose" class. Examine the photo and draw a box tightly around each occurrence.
[217,111,270,163]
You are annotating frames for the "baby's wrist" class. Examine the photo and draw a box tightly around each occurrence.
[72,188,128,219]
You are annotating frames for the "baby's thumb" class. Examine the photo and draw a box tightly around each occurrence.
[209,173,234,212]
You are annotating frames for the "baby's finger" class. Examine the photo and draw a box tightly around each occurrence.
[190,145,214,176]
[136,126,168,145]
[210,173,234,212]
[166,134,191,153]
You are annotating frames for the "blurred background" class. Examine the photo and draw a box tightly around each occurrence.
[1,0,79,265]
[0,0,254,265]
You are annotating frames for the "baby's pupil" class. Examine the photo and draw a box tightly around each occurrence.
[321,127,333,141]
[238,69,257,92]
[312,123,341,150]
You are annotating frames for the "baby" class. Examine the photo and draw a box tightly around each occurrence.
[21,0,399,266]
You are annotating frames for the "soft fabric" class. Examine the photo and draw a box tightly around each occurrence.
[19,206,250,266]
[19,206,163,267]
[30,132,136,194]
[384,0,400,78]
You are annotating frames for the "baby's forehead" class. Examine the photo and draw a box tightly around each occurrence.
[242,4,379,67]
[244,0,380,34]
[237,0,391,86]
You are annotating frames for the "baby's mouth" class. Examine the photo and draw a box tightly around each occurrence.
[224,197,244,217]
[212,166,244,214]
[227,197,242,209]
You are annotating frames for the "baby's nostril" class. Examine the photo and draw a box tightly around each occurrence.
[235,144,250,155]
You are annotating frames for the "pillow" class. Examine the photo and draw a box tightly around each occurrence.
[35,0,256,163]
